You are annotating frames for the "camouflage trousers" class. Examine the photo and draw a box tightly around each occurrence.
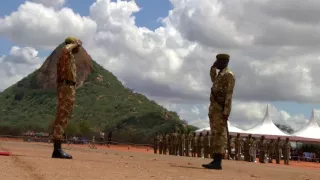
[204,146,210,158]
[185,143,190,156]
[163,143,168,154]
[53,85,75,141]
[208,103,227,154]
[171,144,178,155]
[191,146,197,157]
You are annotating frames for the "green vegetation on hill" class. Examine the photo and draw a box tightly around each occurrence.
[0,61,197,144]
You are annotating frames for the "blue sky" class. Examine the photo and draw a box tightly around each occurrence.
[0,0,318,119]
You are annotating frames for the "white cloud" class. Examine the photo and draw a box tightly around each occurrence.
[1,0,320,130]
[31,0,66,8]
[0,46,43,88]
[0,1,97,49]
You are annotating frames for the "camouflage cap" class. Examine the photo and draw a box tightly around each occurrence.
[64,36,78,44]
[216,54,230,60]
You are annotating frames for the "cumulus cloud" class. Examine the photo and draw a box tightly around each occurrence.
[1,0,319,130]
[0,1,97,49]
[159,100,312,131]
[0,46,43,88]
[31,0,66,8]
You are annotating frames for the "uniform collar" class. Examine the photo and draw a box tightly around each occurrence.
[219,67,229,76]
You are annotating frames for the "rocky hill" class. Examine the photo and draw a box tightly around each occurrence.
[0,42,197,144]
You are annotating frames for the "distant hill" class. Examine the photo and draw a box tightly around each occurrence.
[0,42,197,144]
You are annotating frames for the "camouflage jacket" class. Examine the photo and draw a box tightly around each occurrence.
[275,141,282,151]
[204,135,210,147]
[198,136,204,147]
[158,134,163,143]
[192,136,198,146]
[267,141,275,152]
[153,135,159,145]
[57,43,78,86]
[210,67,235,116]
[234,137,242,146]
[187,133,193,144]
[171,133,178,144]
[165,134,170,144]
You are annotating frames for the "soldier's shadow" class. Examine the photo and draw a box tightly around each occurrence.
[169,163,204,170]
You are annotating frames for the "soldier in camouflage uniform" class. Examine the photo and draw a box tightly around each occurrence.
[180,132,186,156]
[177,131,182,156]
[168,132,172,155]
[52,37,82,159]
[244,134,252,162]
[191,132,198,157]
[249,137,257,162]
[204,132,210,158]
[267,139,275,163]
[185,132,192,157]
[163,132,169,155]
[198,132,204,158]
[158,133,164,154]
[275,137,282,164]
[234,133,241,161]
[171,130,178,155]
[202,54,235,170]
[258,136,267,163]
[283,138,291,165]
[153,132,159,154]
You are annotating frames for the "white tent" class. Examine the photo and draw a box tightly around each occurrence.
[291,109,320,142]
[195,122,246,136]
[245,105,290,139]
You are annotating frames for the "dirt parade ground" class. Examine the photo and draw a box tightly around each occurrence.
[0,140,320,180]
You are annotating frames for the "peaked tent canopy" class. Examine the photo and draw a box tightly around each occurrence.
[291,109,320,142]
[195,122,246,136]
[245,105,290,139]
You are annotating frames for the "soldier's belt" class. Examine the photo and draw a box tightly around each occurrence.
[59,80,76,86]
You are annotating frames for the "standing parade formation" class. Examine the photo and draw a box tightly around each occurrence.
[153,131,292,166]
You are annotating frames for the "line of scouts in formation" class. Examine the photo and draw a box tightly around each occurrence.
[154,131,291,165]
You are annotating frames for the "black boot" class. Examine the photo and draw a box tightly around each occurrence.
[202,153,222,170]
[52,140,72,159]
[202,153,215,166]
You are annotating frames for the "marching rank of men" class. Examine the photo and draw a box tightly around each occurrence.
[153,131,292,166]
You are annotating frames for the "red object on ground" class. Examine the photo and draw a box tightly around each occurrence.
[0,151,10,156]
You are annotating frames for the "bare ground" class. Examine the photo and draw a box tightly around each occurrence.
[0,140,319,180]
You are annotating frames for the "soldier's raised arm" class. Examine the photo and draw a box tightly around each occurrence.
[210,65,217,82]
[223,72,235,117]
[65,37,82,53]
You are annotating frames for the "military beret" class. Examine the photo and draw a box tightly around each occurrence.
[216,54,230,60]
[64,36,78,44]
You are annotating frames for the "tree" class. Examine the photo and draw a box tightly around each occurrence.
[65,121,79,136]
[78,120,91,136]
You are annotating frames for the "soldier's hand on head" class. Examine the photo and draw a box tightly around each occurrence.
[212,60,218,68]
[76,39,82,47]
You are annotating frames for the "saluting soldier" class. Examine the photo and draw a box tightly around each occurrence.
[202,54,236,170]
